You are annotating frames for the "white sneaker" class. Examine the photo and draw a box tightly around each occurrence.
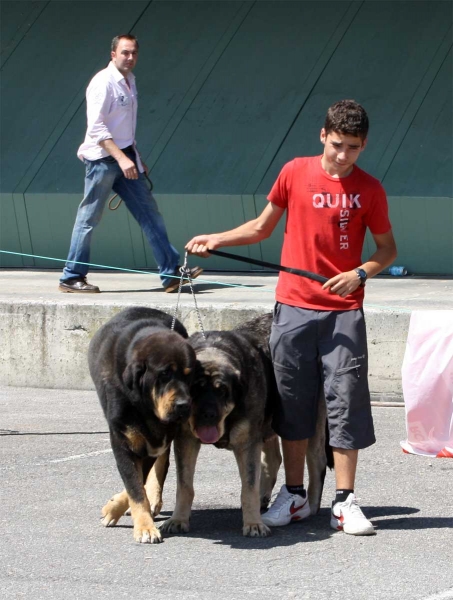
[330,493,376,535]
[261,485,310,527]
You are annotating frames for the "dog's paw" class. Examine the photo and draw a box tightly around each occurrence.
[243,522,271,537]
[101,514,118,527]
[101,493,129,526]
[159,518,190,534]
[260,495,271,511]
[133,525,163,544]
[150,499,163,517]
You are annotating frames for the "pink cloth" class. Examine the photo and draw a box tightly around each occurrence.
[400,311,453,458]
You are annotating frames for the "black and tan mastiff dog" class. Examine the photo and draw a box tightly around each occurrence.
[160,313,283,537]
[88,306,197,544]
[159,312,333,536]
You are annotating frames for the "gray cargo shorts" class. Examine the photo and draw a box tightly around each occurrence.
[269,302,375,450]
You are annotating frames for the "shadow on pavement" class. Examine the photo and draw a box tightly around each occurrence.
[103,504,446,549]
[94,505,452,550]
[97,283,265,294]
[371,516,453,530]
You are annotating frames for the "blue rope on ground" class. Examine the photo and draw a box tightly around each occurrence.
[0,250,275,291]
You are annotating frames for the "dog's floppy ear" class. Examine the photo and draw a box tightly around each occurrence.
[192,359,205,382]
[123,361,146,392]
[232,367,247,402]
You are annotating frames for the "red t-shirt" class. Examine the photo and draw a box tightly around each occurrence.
[267,156,391,311]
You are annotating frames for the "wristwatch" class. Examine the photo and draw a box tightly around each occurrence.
[354,268,367,287]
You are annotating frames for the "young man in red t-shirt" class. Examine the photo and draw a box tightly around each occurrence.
[186,100,397,536]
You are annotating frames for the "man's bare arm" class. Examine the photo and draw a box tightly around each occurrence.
[323,230,397,297]
[99,139,138,179]
[186,202,285,257]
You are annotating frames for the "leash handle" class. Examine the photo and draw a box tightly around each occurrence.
[108,193,122,211]
[145,173,153,191]
[207,249,328,284]
[108,173,153,211]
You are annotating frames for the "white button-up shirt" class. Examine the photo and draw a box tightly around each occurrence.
[77,61,143,171]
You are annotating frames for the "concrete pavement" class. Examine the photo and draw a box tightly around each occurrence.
[1,386,452,600]
[0,268,452,393]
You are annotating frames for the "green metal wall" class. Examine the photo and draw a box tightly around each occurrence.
[1,1,452,274]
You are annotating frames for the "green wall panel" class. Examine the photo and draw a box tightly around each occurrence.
[151,1,353,194]
[150,193,259,271]
[134,1,251,169]
[254,194,285,270]
[388,197,453,275]
[0,193,23,267]
[0,1,48,66]
[382,49,453,198]
[22,193,76,269]
[27,1,246,195]
[0,193,35,267]
[0,1,451,274]
[0,1,150,193]
[3,192,453,275]
[257,0,453,195]
[23,193,149,272]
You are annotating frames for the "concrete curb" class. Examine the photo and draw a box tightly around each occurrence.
[2,270,451,392]
[1,299,409,393]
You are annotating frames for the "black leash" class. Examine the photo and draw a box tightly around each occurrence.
[207,249,328,284]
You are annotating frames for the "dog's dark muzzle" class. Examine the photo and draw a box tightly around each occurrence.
[176,398,192,418]
[192,392,223,426]
[166,397,192,423]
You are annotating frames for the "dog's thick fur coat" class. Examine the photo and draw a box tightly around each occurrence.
[88,307,196,543]
[160,313,283,537]
[101,311,332,539]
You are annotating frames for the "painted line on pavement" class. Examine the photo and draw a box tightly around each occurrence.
[421,590,453,600]
[37,448,112,465]
[0,448,113,471]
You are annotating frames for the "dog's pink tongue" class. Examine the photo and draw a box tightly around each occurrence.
[196,425,220,444]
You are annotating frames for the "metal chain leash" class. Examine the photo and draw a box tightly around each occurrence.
[171,252,206,339]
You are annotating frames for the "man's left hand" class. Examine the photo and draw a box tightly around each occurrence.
[322,270,362,297]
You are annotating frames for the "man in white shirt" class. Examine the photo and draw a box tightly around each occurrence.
[59,34,201,293]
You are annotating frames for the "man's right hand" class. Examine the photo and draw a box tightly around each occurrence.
[118,155,138,179]
[186,235,221,258]
[99,139,139,179]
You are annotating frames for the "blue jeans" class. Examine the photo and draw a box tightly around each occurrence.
[61,151,179,288]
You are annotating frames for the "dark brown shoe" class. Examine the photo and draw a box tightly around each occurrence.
[59,278,100,293]
[164,266,203,293]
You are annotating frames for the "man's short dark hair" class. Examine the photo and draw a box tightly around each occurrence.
[111,34,139,52]
[324,100,369,140]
